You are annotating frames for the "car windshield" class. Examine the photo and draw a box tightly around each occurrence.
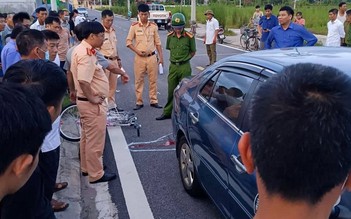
[149,5,164,11]
[77,8,86,11]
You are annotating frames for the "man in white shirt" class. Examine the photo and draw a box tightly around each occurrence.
[73,9,86,26]
[337,2,347,23]
[326,8,345,46]
[30,7,47,31]
[204,10,219,66]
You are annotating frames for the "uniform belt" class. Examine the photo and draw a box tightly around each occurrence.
[170,60,189,66]
[104,56,118,60]
[77,97,89,101]
[146,51,156,57]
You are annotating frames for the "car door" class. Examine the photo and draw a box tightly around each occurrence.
[227,73,267,219]
[187,68,257,218]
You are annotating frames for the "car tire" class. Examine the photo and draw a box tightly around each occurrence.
[178,136,204,197]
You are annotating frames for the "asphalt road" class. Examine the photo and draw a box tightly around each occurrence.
[87,9,244,219]
[83,9,351,219]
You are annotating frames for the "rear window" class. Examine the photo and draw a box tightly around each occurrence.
[149,5,165,11]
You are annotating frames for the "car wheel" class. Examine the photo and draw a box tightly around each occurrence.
[178,136,204,197]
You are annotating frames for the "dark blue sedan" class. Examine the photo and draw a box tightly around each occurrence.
[172,47,351,219]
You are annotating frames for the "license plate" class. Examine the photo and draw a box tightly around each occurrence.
[157,19,162,23]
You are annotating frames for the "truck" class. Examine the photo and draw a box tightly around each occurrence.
[148,4,171,30]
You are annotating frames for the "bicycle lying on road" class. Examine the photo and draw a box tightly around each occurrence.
[240,26,260,51]
[60,104,141,142]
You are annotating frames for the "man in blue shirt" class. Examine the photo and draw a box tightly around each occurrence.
[258,4,279,49]
[265,6,317,49]
[1,25,23,73]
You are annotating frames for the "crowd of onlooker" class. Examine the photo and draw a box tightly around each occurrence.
[0,5,132,217]
[248,2,351,49]
[0,7,89,218]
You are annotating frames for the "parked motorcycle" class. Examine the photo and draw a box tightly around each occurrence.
[217,26,226,44]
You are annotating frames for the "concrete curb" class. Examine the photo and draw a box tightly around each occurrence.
[55,140,82,219]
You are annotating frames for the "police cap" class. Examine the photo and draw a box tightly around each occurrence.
[171,13,186,27]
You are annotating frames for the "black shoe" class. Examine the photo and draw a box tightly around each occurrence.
[90,172,117,184]
[156,114,171,120]
[150,103,163,109]
[133,104,144,110]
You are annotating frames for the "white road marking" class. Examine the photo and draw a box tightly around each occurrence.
[94,183,118,219]
[196,66,205,71]
[108,126,154,219]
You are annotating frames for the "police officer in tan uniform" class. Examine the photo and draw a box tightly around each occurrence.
[71,21,116,184]
[99,9,123,112]
[126,3,164,110]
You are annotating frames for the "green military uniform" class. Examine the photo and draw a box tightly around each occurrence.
[344,22,351,47]
[162,14,196,117]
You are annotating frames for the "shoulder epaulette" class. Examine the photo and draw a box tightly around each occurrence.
[150,22,157,26]
[167,31,174,36]
[185,31,194,38]
[131,22,139,26]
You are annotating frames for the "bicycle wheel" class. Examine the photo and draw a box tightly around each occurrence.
[60,103,81,142]
[246,36,259,51]
[240,34,248,49]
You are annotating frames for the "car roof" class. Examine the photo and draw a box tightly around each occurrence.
[219,47,351,76]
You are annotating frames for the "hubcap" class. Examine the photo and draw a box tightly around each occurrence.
[180,142,194,187]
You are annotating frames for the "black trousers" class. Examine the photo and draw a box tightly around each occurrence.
[39,147,60,201]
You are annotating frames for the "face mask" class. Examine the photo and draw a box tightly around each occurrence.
[333,174,349,207]
[45,51,50,60]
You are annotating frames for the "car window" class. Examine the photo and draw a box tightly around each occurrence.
[209,71,254,125]
[199,72,219,100]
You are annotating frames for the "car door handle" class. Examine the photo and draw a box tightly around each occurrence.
[230,155,247,173]
[189,112,199,124]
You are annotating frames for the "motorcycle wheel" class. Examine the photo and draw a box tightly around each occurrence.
[218,36,224,44]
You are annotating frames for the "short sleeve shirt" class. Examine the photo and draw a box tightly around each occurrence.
[126,21,161,54]
[205,17,219,45]
[70,40,109,98]
[259,15,279,41]
[100,26,118,58]
[166,31,196,62]
[64,44,109,71]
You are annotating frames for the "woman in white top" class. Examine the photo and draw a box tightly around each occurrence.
[252,5,263,26]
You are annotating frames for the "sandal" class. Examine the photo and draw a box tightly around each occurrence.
[53,182,68,193]
[51,199,69,212]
